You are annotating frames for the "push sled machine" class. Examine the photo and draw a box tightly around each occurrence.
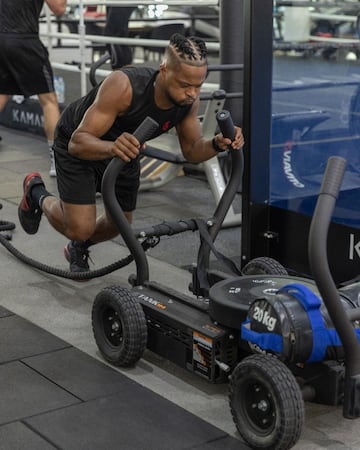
[91,113,360,450]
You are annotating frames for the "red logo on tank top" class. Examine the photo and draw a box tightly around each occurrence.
[162,121,171,131]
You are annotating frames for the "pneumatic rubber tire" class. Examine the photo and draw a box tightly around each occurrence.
[229,354,304,450]
[92,286,147,367]
[242,257,288,276]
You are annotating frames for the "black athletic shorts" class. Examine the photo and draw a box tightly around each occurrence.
[0,35,54,96]
[54,146,140,212]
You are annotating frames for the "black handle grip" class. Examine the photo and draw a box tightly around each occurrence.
[320,156,347,198]
[216,110,235,141]
[133,116,159,144]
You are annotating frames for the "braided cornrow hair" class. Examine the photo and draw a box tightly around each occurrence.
[165,33,208,67]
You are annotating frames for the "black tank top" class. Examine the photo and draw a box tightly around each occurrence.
[0,0,44,34]
[56,66,192,147]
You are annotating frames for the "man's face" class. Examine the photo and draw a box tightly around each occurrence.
[162,62,208,107]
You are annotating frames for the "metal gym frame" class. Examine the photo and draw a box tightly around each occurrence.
[241,0,359,284]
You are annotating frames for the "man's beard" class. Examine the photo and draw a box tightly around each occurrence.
[166,90,194,108]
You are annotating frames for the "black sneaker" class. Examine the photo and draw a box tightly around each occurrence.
[18,172,44,234]
[64,241,90,273]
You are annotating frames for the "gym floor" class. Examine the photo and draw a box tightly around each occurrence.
[0,46,359,449]
[1,122,359,450]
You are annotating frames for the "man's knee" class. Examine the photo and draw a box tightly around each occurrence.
[65,223,96,242]
[62,204,97,241]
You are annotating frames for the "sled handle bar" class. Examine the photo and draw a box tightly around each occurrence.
[308,155,360,419]
[102,117,159,284]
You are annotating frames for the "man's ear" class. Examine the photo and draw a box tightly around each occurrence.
[159,62,168,80]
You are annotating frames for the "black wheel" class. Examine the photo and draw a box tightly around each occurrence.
[242,257,288,276]
[229,354,304,450]
[92,286,147,367]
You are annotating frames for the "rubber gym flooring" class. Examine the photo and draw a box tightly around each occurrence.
[0,119,248,449]
[1,114,360,450]
[0,302,247,450]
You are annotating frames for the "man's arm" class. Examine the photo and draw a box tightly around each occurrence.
[45,0,67,16]
[69,71,141,162]
[176,100,244,163]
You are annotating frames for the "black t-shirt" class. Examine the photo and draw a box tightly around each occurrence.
[0,0,44,34]
[56,66,192,149]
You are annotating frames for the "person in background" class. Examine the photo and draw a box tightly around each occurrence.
[104,6,136,70]
[0,0,67,176]
[18,34,245,275]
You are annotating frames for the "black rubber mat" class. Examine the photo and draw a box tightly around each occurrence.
[0,422,56,450]
[0,314,70,363]
[25,390,233,450]
[23,347,140,401]
[0,311,248,449]
[0,361,80,424]
[0,305,13,318]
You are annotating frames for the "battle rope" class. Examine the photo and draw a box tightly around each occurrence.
[0,202,240,283]
[0,203,15,235]
[0,203,157,281]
